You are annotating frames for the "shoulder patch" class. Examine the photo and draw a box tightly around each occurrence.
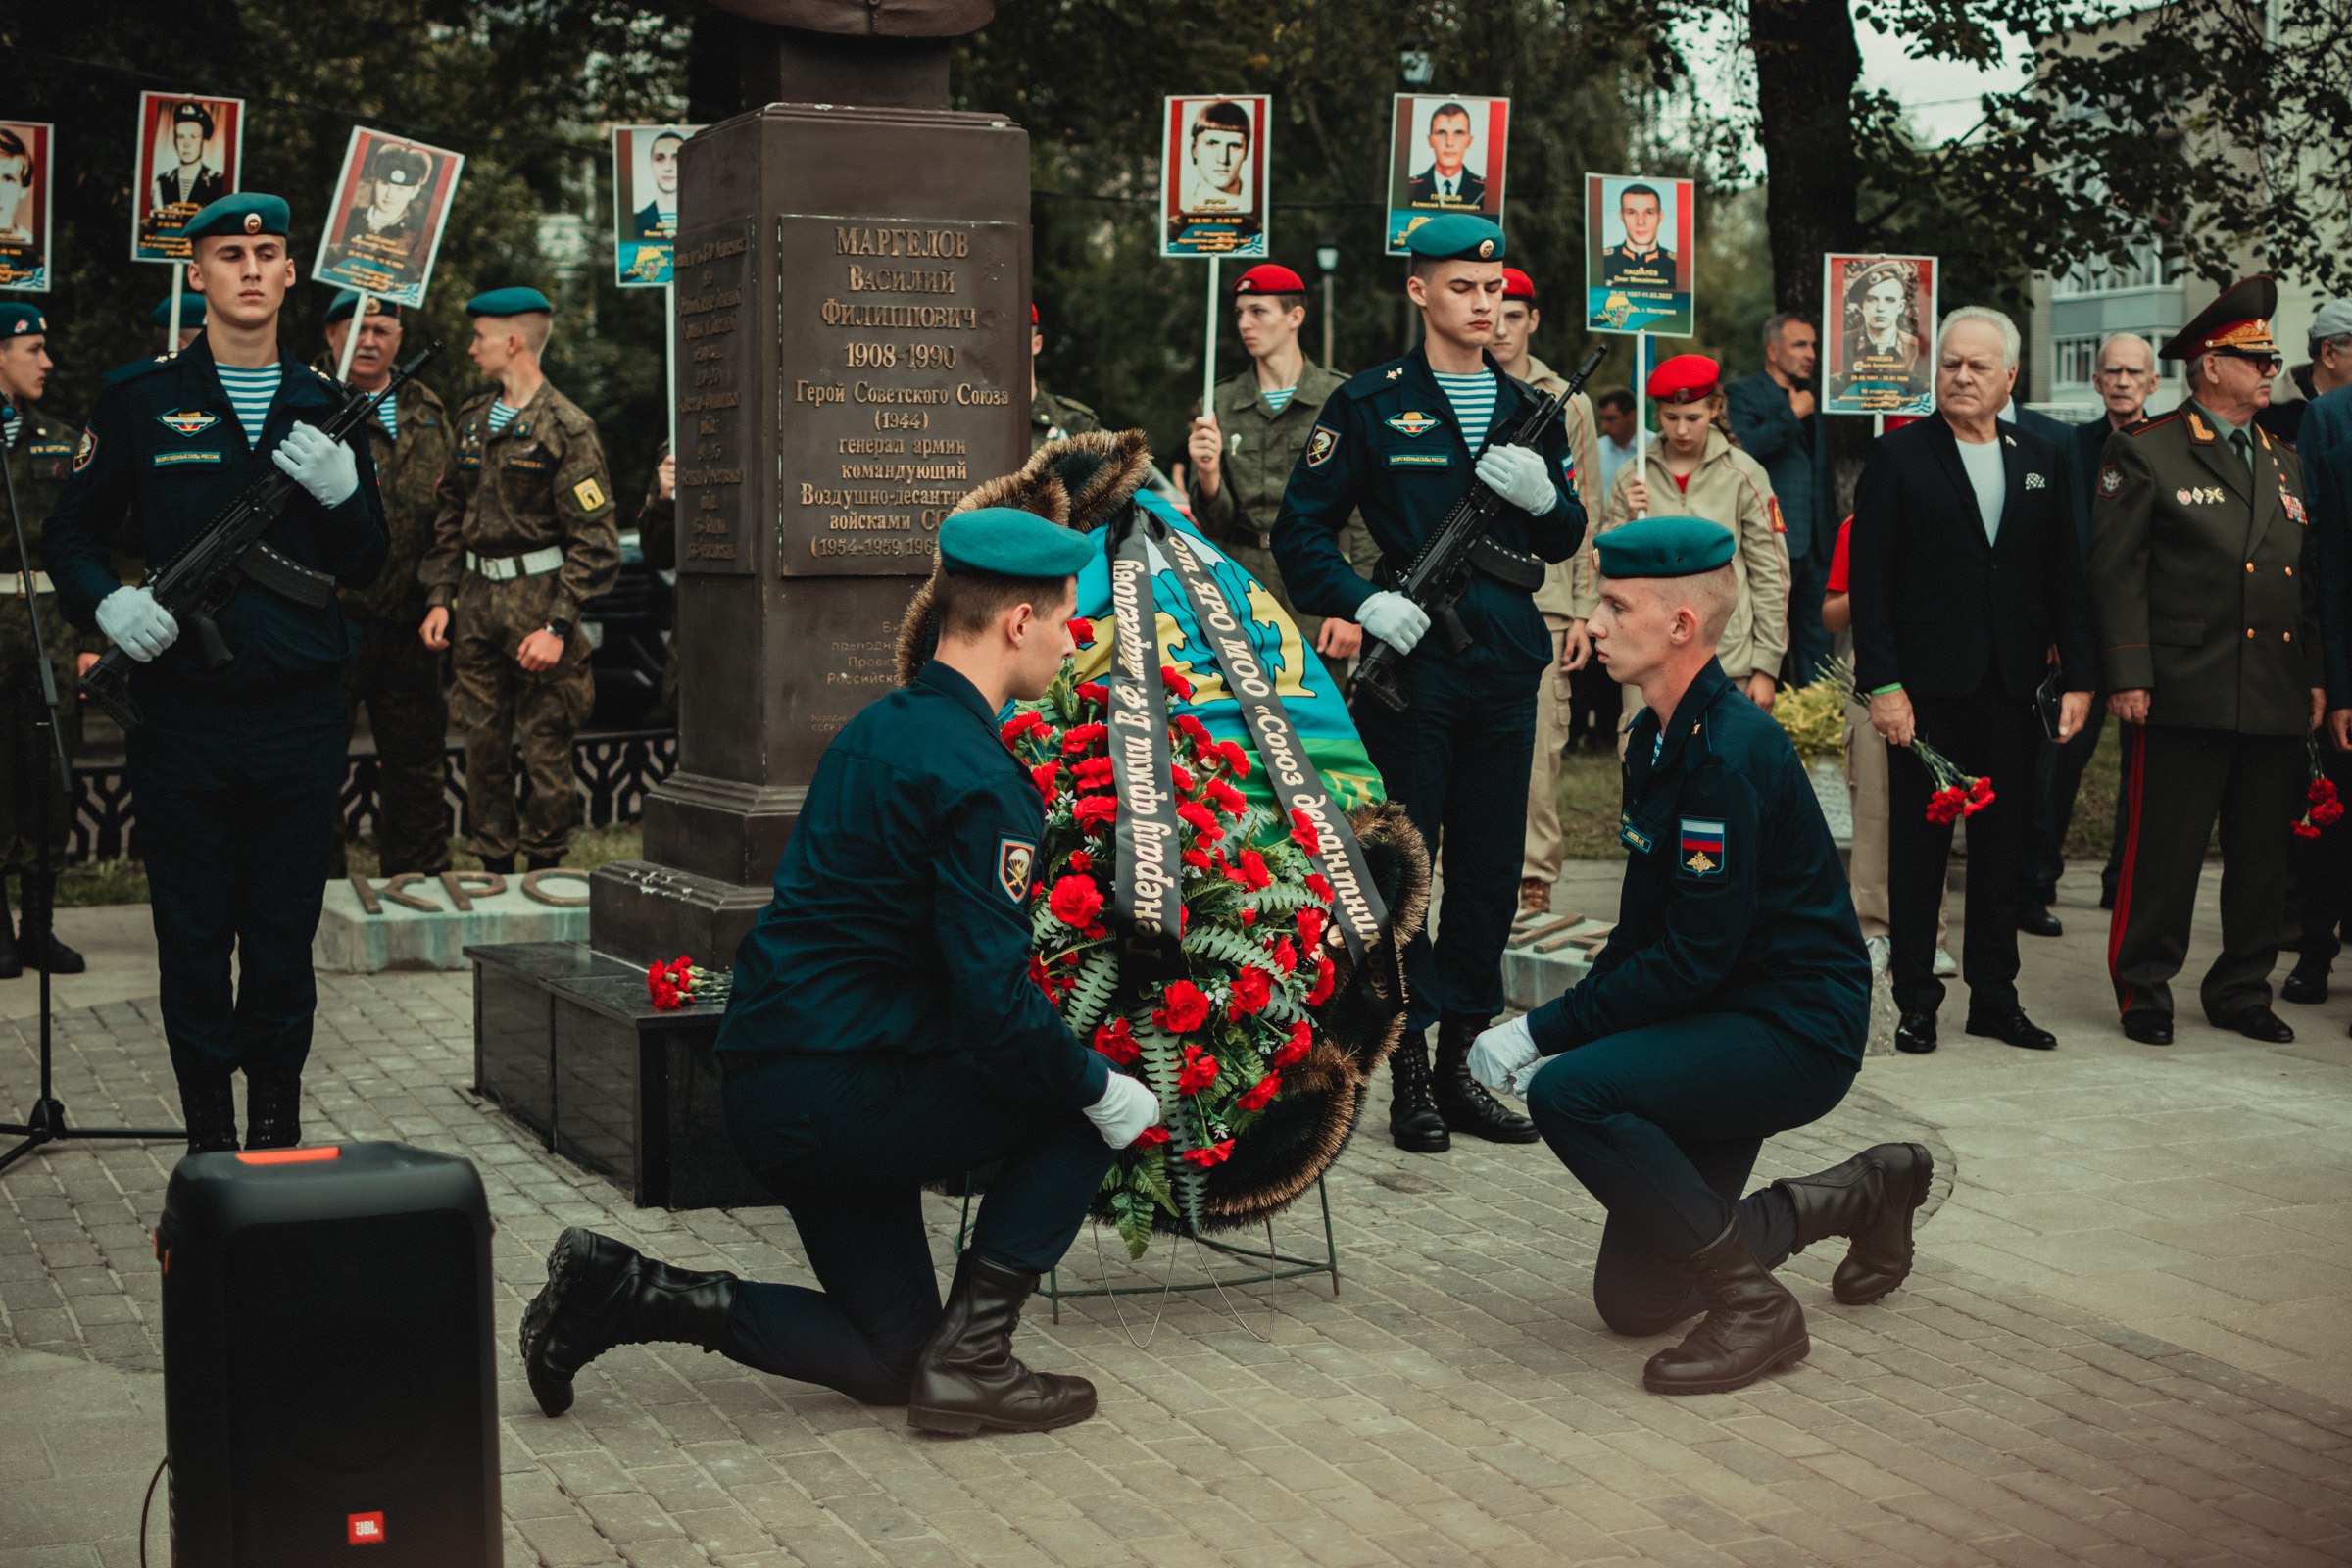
[2126,413,2180,437]
[1304,426,1341,468]
[72,427,97,473]
[2099,464,2123,496]
[571,476,609,512]
[1679,817,1725,877]
[996,837,1036,902]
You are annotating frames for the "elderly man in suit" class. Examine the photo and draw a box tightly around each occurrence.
[1849,306,2097,1055]
[2096,278,2325,1046]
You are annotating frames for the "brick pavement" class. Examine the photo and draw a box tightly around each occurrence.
[5,876,2352,1566]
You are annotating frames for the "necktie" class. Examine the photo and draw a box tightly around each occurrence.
[2230,429,2253,476]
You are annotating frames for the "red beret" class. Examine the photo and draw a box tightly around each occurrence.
[1501,268,1536,302]
[1234,265,1307,296]
[1030,303,1039,326]
[1646,353,1721,405]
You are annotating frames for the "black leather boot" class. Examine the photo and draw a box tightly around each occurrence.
[243,1071,304,1150]
[1642,1219,1810,1395]
[519,1227,741,1417]
[1773,1142,1934,1305]
[1386,1031,1449,1153]
[0,877,21,980]
[180,1077,238,1156]
[906,1250,1098,1435]
[1433,1017,1540,1143]
[17,872,82,975]
[526,853,564,871]
[480,855,516,875]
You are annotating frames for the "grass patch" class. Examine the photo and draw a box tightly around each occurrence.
[58,824,648,907]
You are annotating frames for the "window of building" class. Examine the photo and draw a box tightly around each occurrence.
[2054,246,2177,297]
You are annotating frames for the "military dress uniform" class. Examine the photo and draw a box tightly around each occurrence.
[321,294,454,877]
[522,510,1142,1438]
[420,292,617,870]
[42,195,388,1151]
[1030,383,1099,452]
[1272,216,1585,1151]
[1478,517,1927,1397]
[2092,279,2322,1041]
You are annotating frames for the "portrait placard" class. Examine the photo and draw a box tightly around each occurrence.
[613,123,703,287]
[1384,94,1510,256]
[1822,253,1938,417]
[133,92,245,263]
[313,126,466,309]
[1584,173,1695,336]
[1159,96,1270,259]
[0,122,55,293]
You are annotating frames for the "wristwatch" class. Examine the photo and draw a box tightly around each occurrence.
[545,618,573,642]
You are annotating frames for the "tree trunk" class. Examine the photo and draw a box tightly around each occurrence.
[1749,0,1864,316]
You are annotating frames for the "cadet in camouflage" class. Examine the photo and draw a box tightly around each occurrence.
[419,288,618,872]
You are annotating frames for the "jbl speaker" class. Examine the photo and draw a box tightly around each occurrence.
[158,1142,498,1566]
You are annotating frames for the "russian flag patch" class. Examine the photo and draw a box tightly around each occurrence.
[1680,817,1725,876]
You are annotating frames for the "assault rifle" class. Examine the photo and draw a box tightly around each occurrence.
[78,341,441,731]
[1349,343,1608,714]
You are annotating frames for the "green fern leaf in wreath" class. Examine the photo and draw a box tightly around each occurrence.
[1064,949,1119,1034]
[1182,924,1266,971]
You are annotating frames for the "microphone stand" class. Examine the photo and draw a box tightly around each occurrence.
[0,398,183,1174]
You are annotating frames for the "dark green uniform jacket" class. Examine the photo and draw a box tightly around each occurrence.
[2089,403,2321,735]
[43,340,387,689]
[313,361,451,628]
[716,660,1110,1112]
[1528,661,1870,1062]
[3,403,78,572]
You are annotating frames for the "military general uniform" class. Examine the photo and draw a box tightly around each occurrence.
[321,292,454,877]
[1473,517,1926,1397]
[2092,279,2322,1042]
[420,289,617,871]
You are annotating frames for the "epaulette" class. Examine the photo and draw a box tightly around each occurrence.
[1340,359,1407,397]
[103,352,181,388]
[2123,412,2181,438]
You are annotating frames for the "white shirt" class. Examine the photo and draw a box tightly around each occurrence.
[1955,435,2005,545]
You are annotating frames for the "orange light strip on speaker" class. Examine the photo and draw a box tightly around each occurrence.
[233,1146,343,1166]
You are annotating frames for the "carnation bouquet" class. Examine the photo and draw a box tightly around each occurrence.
[2294,735,2344,840]
[1812,655,1993,823]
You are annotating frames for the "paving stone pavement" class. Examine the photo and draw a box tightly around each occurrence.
[3,872,2352,1566]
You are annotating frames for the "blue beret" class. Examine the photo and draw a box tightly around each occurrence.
[939,508,1093,578]
[466,287,555,318]
[1594,516,1736,579]
[1403,214,1504,263]
[0,304,45,338]
[150,295,204,328]
[183,193,290,244]
[325,289,400,324]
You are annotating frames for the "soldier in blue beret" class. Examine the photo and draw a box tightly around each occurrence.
[42,191,387,1154]
[521,506,1160,1436]
[1466,515,1926,1396]
[1273,212,1587,1154]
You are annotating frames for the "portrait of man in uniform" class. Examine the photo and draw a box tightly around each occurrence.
[134,93,243,263]
[0,127,39,247]
[0,122,51,290]
[1384,94,1511,256]
[315,127,466,310]
[1404,101,1487,210]
[1583,172,1693,335]
[632,131,684,239]
[1159,96,1267,258]
[612,124,704,288]
[1180,100,1253,215]
[1599,183,1676,289]
[1823,255,1936,415]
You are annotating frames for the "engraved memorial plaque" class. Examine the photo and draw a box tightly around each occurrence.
[673,220,755,574]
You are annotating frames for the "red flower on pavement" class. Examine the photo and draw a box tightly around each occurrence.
[1182,1138,1235,1168]
[1132,1124,1169,1147]
[1154,981,1211,1034]
[1067,616,1095,647]
[1289,809,1323,856]
[1161,663,1195,702]
[1075,795,1119,834]
[1235,1073,1281,1111]
[1228,965,1273,1018]
[1305,954,1336,1006]
[1048,874,1103,928]
[1093,1017,1141,1064]
[1175,1041,1219,1095]
[1273,1018,1313,1068]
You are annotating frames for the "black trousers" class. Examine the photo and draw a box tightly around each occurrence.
[717,1052,1114,1405]
[1886,680,2041,1015]
[1353,646,1539,1033]
[2026,698,2104,902]
[2109,724,2303,1024]
[128,675,346,1086]
[1523,1012,1854,1334]
[2285,738,2352,967]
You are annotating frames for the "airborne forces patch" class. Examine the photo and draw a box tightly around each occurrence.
[72,428,97,473]
[996,837,1036,902]
[1305,426,1341,468]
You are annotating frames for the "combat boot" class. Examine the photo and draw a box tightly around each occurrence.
[1386,1031,1449,1153]
[526,854,564,872]
[19,873,85,975]
[906,1250,1097,1435]
[1433,1016,1540,1143]
[180,1077,238,1156]
[1642,1219,1810,1395]
[1772,1142,1934,1304]
[520,1227,741,1417]
[243,1071,304,1151]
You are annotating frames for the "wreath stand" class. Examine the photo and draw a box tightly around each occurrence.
[954,1172,1340,1326]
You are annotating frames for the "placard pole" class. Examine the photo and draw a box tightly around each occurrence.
[664,280,678,456]
[1634,328,1649,519]
[166,267,184,350]
[1201,255,1221,417]
[334,291,371,381]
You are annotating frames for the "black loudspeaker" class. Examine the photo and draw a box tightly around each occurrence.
[158,1142,499,1566]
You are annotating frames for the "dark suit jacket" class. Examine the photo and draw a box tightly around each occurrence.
[2302,386,2352,704]
[1724,371,1829,563]
[1849,415,2096,704]
[2007,406,2086,564]
[1404,167,1486,208]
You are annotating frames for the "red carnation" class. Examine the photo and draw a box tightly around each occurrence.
[1228,965,1273,1018]
[1076,680,1107,706]
[1298,906,1326,952]
[1000,710,1048,746]
[1154,981,1212,1035]
[1093,1017,1141,1064]
[1161,664,1195,702]
[1233,849,1273,892]
[1182,848,1211,870]
[1067,616,1095,647]
[1075,795,1119,834]
[648,958,670,986]
[1273,1018,1313,1068]
[1171,763,1195,793]
[1030,761,1059,802]
[1028,956,1056,998]
[1265,935,1298,974]
[650,977,682,1009]
[1290,809,1323,856]
[1305,954,1336,1006]
[1175,1041,1219,1094]
[1236,1073,1281,1111]
[1305,873,1334,904]
[1068,850,1092,872]
[1182,1138,1235,1168]
[1061,722,1107,756]
[1206,777,1247,817]
[2317,799,2345,827]
[1239,907,1257,927]
[2294,819,2323,839]
[1133,1123,1169,1147]
[1176,713,1213,749]
[1177,800,1221,838]
[1072,756,1116,791]
[1048,874,1103,928]
[1217,740,1251,778]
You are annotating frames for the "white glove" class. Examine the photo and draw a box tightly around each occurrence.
[271,422,360,509]
[1476,444,1558,515]
[1083,1072,1164,1149]
[96,586,179,662]
[1467,1014,1542,1099]
[1356,590,1432,655]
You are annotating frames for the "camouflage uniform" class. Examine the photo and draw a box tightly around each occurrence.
[1031,384,1099,452]
[0,404,82,875]
[421,382,618,865]
[329,371,454,875]
[635,440,679,718]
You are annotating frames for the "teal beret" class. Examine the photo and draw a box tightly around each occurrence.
[325,289,401,324]
[1404,214,1504,263]
[466,286,555,318]
[1594,515,1736,579]
[183,193,290,244]
[0,304,45,338]
[151,295,204,328]
[939,507,1093,578]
